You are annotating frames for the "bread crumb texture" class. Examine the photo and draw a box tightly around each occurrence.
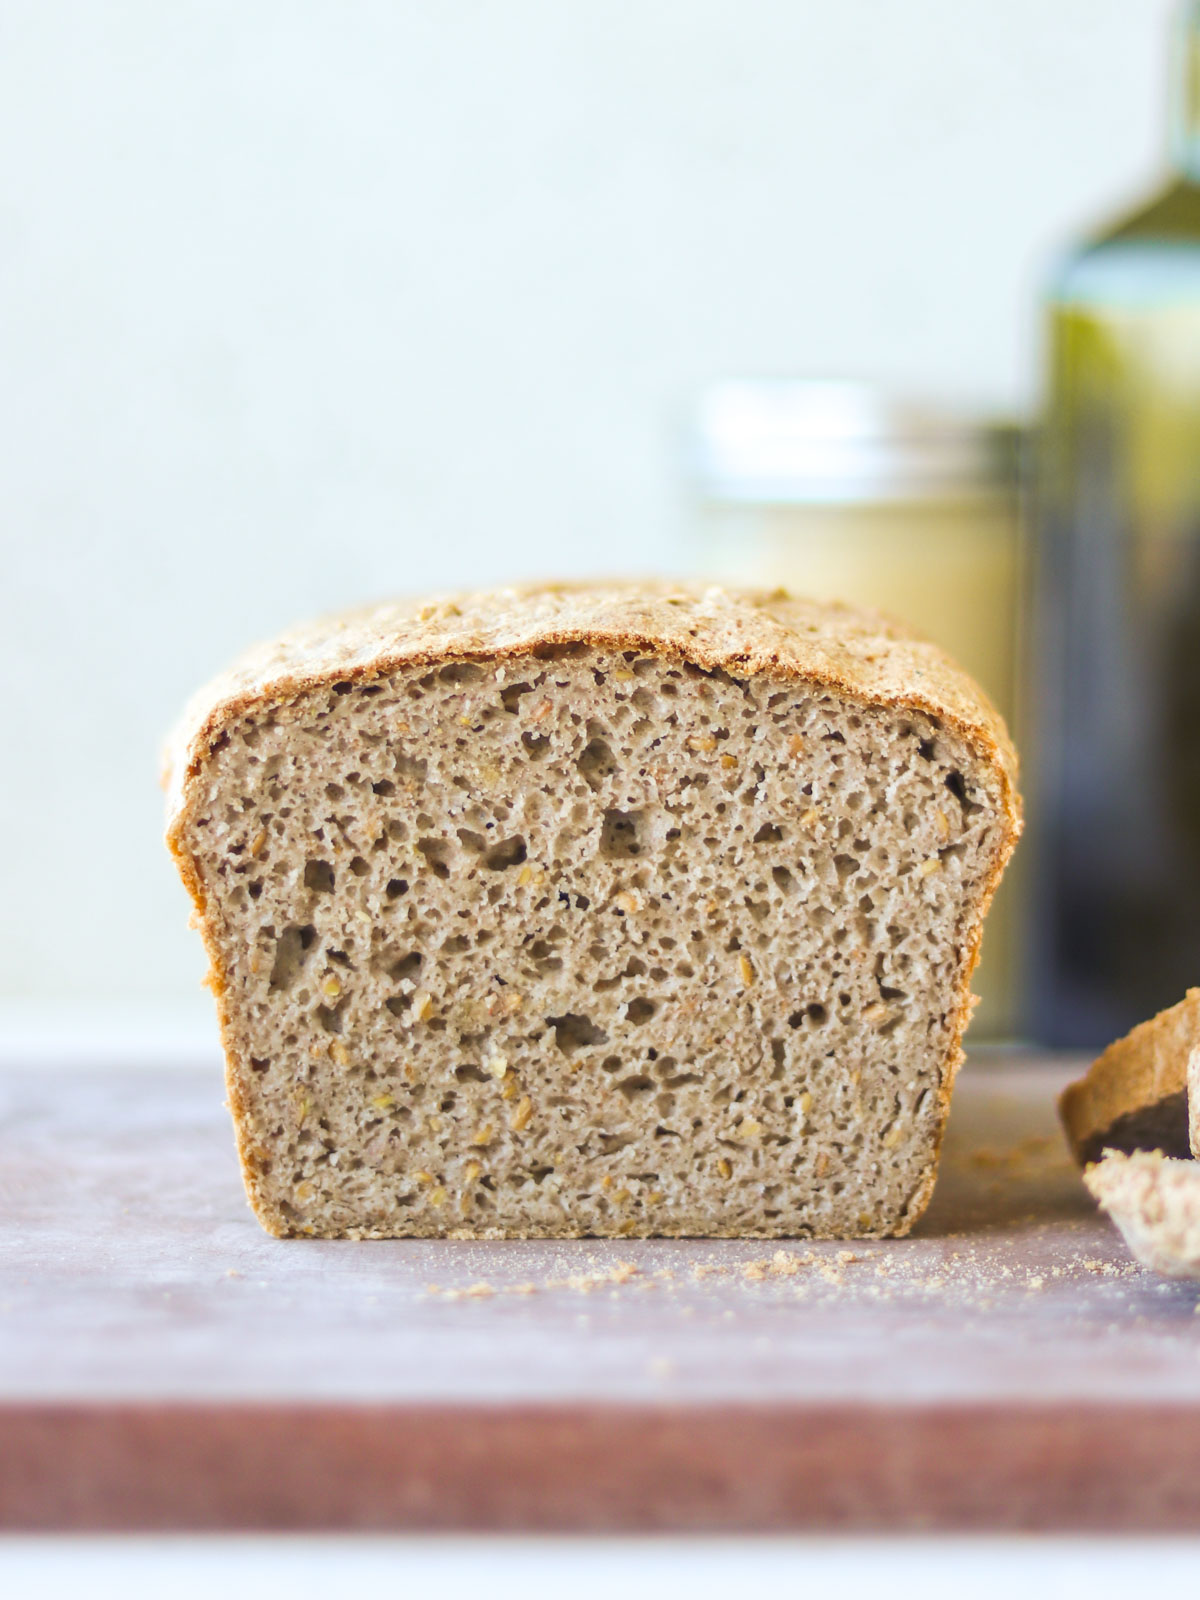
[1085,1150,1200,1281]
[165,583,1020,1239]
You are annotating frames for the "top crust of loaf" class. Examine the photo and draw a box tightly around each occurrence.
[165,582,1019,840]
[1059,989,1200,1166]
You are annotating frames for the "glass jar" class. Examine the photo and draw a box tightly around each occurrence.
[690,380,1023,1037]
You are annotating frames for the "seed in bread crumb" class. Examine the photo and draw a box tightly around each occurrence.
[716,1158,732,1179]
[919,857,941,878]
[509,1096,533,1132]
[738,954,756,987]
[471,1123,494,1146]
[428,1186,447,1207]
[485,989,524,1020]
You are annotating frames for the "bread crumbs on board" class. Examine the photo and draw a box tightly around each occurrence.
[418,1134,1183,1312]
[422,1236,1157,1306]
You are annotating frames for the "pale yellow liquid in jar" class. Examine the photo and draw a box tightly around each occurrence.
[701,495,1021,1037]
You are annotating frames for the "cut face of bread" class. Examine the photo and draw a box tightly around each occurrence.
[1058,989,1200,1167]
[1085,1150,1200,1280]
[165,585,1020,1239]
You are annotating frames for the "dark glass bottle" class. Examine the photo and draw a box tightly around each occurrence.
[1032,3,1200,1045]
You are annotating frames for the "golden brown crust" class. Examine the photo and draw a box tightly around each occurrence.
[164,581,1022,1235]
[1058,989,1200,1166]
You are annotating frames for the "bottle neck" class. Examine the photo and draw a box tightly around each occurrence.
[1169,1,1200,179]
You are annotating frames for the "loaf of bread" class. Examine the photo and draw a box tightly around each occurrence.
[164,583,1020,1239]
[1059,989,1200,1167]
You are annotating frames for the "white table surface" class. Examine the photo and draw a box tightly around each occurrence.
[4,1535,1200,1599]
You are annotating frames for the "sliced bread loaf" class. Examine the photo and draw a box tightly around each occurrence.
[164,583,1020,1239]
[1058,989,1200,1167]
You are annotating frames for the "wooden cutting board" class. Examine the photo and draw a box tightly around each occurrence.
[3,1051,1200,1532]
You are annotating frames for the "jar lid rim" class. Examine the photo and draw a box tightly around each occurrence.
[693,381,1021,503]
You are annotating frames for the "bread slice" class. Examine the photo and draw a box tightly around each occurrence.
[1058,990,1200,1167]
[1084,1150,1200,1279]
[164,583,1020,1239]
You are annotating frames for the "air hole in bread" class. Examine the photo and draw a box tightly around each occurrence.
[268,924,318,991]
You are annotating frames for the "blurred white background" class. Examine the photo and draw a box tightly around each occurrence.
[5,1536,1200,1600]
[0,0,1176,1018]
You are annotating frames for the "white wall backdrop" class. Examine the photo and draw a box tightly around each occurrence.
[0,0,1176,1013]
